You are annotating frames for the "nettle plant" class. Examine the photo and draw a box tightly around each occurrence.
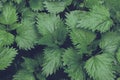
[0,0,120,80]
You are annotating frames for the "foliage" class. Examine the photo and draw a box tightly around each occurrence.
[0,3,17,25]
[0,0,120,80]
[42,48,63,76]
[15,19,38,50]
[85,53,115,80]
[76,5,113,32]
[70,29,96,54]
[0,47,17,70]
[13,69,36,80]
[62,48,85,80]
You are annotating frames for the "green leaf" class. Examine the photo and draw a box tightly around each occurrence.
[117,77,120,80]
[0,3,17,25]
[29,0,44,11]
[116,11,120,22]
[116,48,120,63]
[66,10,85,29]
[104,0,120,11]
[14,0,26,13]
[38,25,67,47]
[44,0,72,13]
[38,34,58,47]
[9,23,21,30]
[65,66,85,80]
[21,57,38,73]
[44,1,66,13]
[0,47,17,70]
[42,48,62,76]
[0,1,3,11]
[52,24,67,45]
[37,13,60,35]
[21,8,36,21]
[85,53,115,80]
[62,48,82,67]
[37,13,67,47]
[77,5,113,32]
[62,48,85,80]
[13,69,35,80]
[84,0,103,8]
[70,29,96,54]
[0,30,14,47]
[0,24,6,30]
[12,0,22,4]
[99,32,120,54]
[15,20,37,50]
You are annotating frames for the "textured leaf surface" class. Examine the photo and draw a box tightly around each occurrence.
[0,4,17,25]
[116,48,120,63]
[117,77,120,80]
[37,13,61,35]
[104,0,120,11]
[44,0,72,13]
[0,30,14,47]
[0,2,3,11]
[13,69,35,80]
[29,0,44,11]
[62,48,85,80]
[77,6,113,32]
[99,32,120,54]
[70,29,96,54]
[66,11,86,29]
[37,13,67,47]
[0,25,6,30]
[21,8,36,21]
[84,0,103,8]
[38,34,58,47]
[38,26,67,47]
[116,11,120,22]
[12,0,22,4]
[0,47,17,70]
[15,20,37,50]
[85,53,115,80]
[42,48,62,76]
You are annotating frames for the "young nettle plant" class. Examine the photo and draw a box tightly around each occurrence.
[0,0,120,80]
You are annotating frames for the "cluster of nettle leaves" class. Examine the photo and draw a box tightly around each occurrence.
[0,0,120,80]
